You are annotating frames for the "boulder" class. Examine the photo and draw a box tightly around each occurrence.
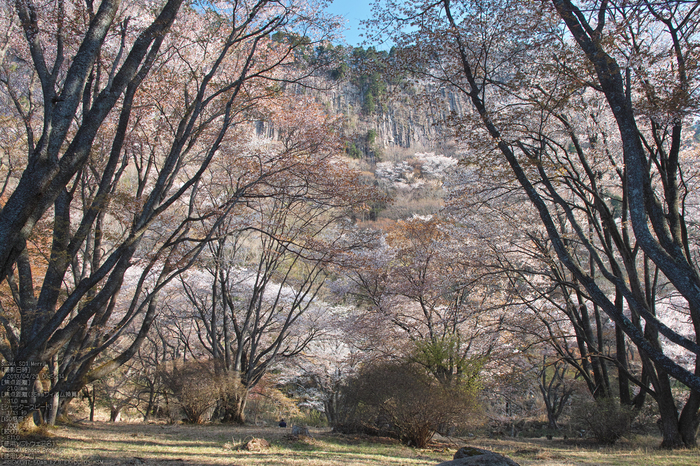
[436,446,520,466]
[291,425,311,437]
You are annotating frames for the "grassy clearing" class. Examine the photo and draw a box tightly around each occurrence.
[3,422,699,466]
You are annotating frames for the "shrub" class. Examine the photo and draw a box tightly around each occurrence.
[572,397,635,445]
[291,409,328,428]
[247,378,301,425]
[336,361,477,447]
[159,361,218,424]
[345,142,362,159]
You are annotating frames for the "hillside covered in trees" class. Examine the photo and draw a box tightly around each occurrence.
[1,0,700,454]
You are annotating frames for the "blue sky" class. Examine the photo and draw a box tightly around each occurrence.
[323,0,375,47]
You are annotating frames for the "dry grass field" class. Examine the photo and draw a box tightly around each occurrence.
[3,421,700,466]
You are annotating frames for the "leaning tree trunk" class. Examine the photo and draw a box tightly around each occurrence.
[677,360,700,448]
[678,390,700,448]
[653,367,686,448]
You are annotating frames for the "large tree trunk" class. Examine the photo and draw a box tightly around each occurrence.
[657,403,684,449]
[0,362,44,426]
[651,366,695,449]
[324,391,340,426]
[678,386,700,447]
[677,318,700,447]
[220,389,248,424]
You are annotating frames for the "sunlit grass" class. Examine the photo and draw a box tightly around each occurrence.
[8,422,699,466]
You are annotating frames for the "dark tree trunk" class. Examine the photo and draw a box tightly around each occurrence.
[678,400,699,447]
[221,389,248,424]
[541,392,559,430]
[657,411,684,449]
[325,391,340,426]
[654,369,685,448]
[0,361,44,425]
[678,383,700,447]
[144,382,156,422]
[90,386,96,422]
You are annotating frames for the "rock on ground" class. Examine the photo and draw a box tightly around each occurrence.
[291,425,311,437]
[436,446,520,466]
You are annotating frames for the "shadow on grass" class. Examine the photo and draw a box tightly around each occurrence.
[34,421,700,466]
[39,422,444,466]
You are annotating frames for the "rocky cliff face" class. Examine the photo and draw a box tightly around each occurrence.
[324,80,462,155]
[254,67,463,159]
[251,75,462,220]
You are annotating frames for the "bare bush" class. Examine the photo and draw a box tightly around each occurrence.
[572,397,635,445]
[337,361,477,447]
[159,361,218,424]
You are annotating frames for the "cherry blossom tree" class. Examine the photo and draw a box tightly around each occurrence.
[170,97,376,423]
[0,0,340,423]
[369,0,700,447]
[341,216,504,391]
